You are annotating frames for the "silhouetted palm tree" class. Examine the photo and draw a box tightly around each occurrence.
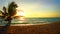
[6,1,18,26]
[0,2,18,34]
[8,2,18,16]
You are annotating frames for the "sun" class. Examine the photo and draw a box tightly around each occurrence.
[15,7,24,16]
[16,10,24,16]
[14,7,25,23]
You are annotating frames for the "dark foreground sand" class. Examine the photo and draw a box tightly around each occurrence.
[0,21,60,34]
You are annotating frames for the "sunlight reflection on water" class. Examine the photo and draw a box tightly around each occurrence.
[0,17,60,26]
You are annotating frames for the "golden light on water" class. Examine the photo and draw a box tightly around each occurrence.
[14,7,25,23]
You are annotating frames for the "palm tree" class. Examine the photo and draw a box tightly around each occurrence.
[0,2,18,34]
[8,2,18,16]
[6,1,18,26]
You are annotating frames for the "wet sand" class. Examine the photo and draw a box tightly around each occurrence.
[0,21,60,34]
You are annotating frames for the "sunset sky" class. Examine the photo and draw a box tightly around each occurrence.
[0,0,60,18]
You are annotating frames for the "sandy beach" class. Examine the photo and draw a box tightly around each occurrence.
[0,21,60,34]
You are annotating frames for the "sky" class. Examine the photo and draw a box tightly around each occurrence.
[0,0,60,18]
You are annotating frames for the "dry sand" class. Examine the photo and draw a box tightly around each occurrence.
[0,21,60,34]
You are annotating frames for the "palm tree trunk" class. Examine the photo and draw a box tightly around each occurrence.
[0,16,11,34]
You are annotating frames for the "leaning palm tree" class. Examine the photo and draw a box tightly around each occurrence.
[5,2,18,26]
[5,1,18,25]
[0,2,18,34]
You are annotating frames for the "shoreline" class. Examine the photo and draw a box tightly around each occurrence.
[0,21,60,34]
[0,22,50,26]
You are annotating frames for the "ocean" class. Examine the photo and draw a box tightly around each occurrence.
[0,17,60,26]
[25,18,60,24]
